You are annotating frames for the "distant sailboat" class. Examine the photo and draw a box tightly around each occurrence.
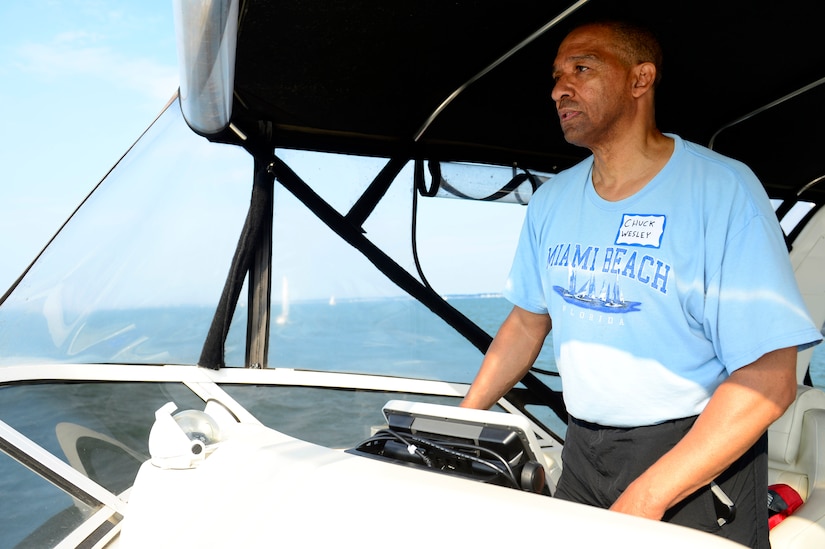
[275,277,289,325]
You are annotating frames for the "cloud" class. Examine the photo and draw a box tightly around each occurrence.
[16,36,177,103]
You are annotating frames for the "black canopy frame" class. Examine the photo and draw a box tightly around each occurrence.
[195,0,825,429]
[204,0,825,205]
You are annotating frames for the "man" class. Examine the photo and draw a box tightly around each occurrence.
[461,21,821,548]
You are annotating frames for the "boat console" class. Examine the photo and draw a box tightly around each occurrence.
[353,400,551,494]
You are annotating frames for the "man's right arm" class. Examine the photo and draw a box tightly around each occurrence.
[460,305,552,410]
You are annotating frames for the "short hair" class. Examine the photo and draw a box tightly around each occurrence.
[579,20,664,87]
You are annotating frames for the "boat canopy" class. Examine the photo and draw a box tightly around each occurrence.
[195,0,824,206]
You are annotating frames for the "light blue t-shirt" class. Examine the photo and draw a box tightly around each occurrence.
[505,135,822,427]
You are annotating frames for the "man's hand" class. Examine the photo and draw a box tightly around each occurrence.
[610,478,669,520]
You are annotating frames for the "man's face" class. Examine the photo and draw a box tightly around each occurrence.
[551,25,635,148]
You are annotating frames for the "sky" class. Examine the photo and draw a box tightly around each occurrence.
[0,0,529,304]
[0,1,179,293]
[0,1,811,299]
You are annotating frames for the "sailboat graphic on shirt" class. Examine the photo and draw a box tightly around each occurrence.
[554,268,641,313]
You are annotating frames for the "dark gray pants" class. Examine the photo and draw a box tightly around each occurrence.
[555,416,769,549]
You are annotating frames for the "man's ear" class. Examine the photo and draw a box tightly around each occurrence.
[631,62,657,97]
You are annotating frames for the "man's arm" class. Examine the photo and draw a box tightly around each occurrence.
[461,305,552,410]
[610,346,798,520]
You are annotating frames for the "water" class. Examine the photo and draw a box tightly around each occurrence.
[0,292,821,392]
[0,293,821,395]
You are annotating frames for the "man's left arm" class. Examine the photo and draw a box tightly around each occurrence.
[610,346,798,520]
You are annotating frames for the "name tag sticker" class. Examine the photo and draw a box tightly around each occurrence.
[615,214,666,248]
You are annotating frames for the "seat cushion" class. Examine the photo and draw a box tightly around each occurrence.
[768,469,809,501]
[768,386,825,466]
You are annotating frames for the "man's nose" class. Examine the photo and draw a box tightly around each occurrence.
[550,76,570,103]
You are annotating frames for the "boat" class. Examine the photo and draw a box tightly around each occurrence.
[1,0,824,547]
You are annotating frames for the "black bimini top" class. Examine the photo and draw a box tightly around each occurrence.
[222,0,824,205]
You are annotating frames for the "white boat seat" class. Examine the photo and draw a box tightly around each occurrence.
[767,385,825,547]
[786,204,825,385]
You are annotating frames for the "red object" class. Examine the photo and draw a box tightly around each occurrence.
[768,484,804,529]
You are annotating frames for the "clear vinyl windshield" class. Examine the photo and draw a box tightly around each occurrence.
[0,98,560,389]
[0,101,251,366]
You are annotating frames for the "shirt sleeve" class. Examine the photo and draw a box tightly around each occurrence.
[502,201,550,315]
[704,213,822,373]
